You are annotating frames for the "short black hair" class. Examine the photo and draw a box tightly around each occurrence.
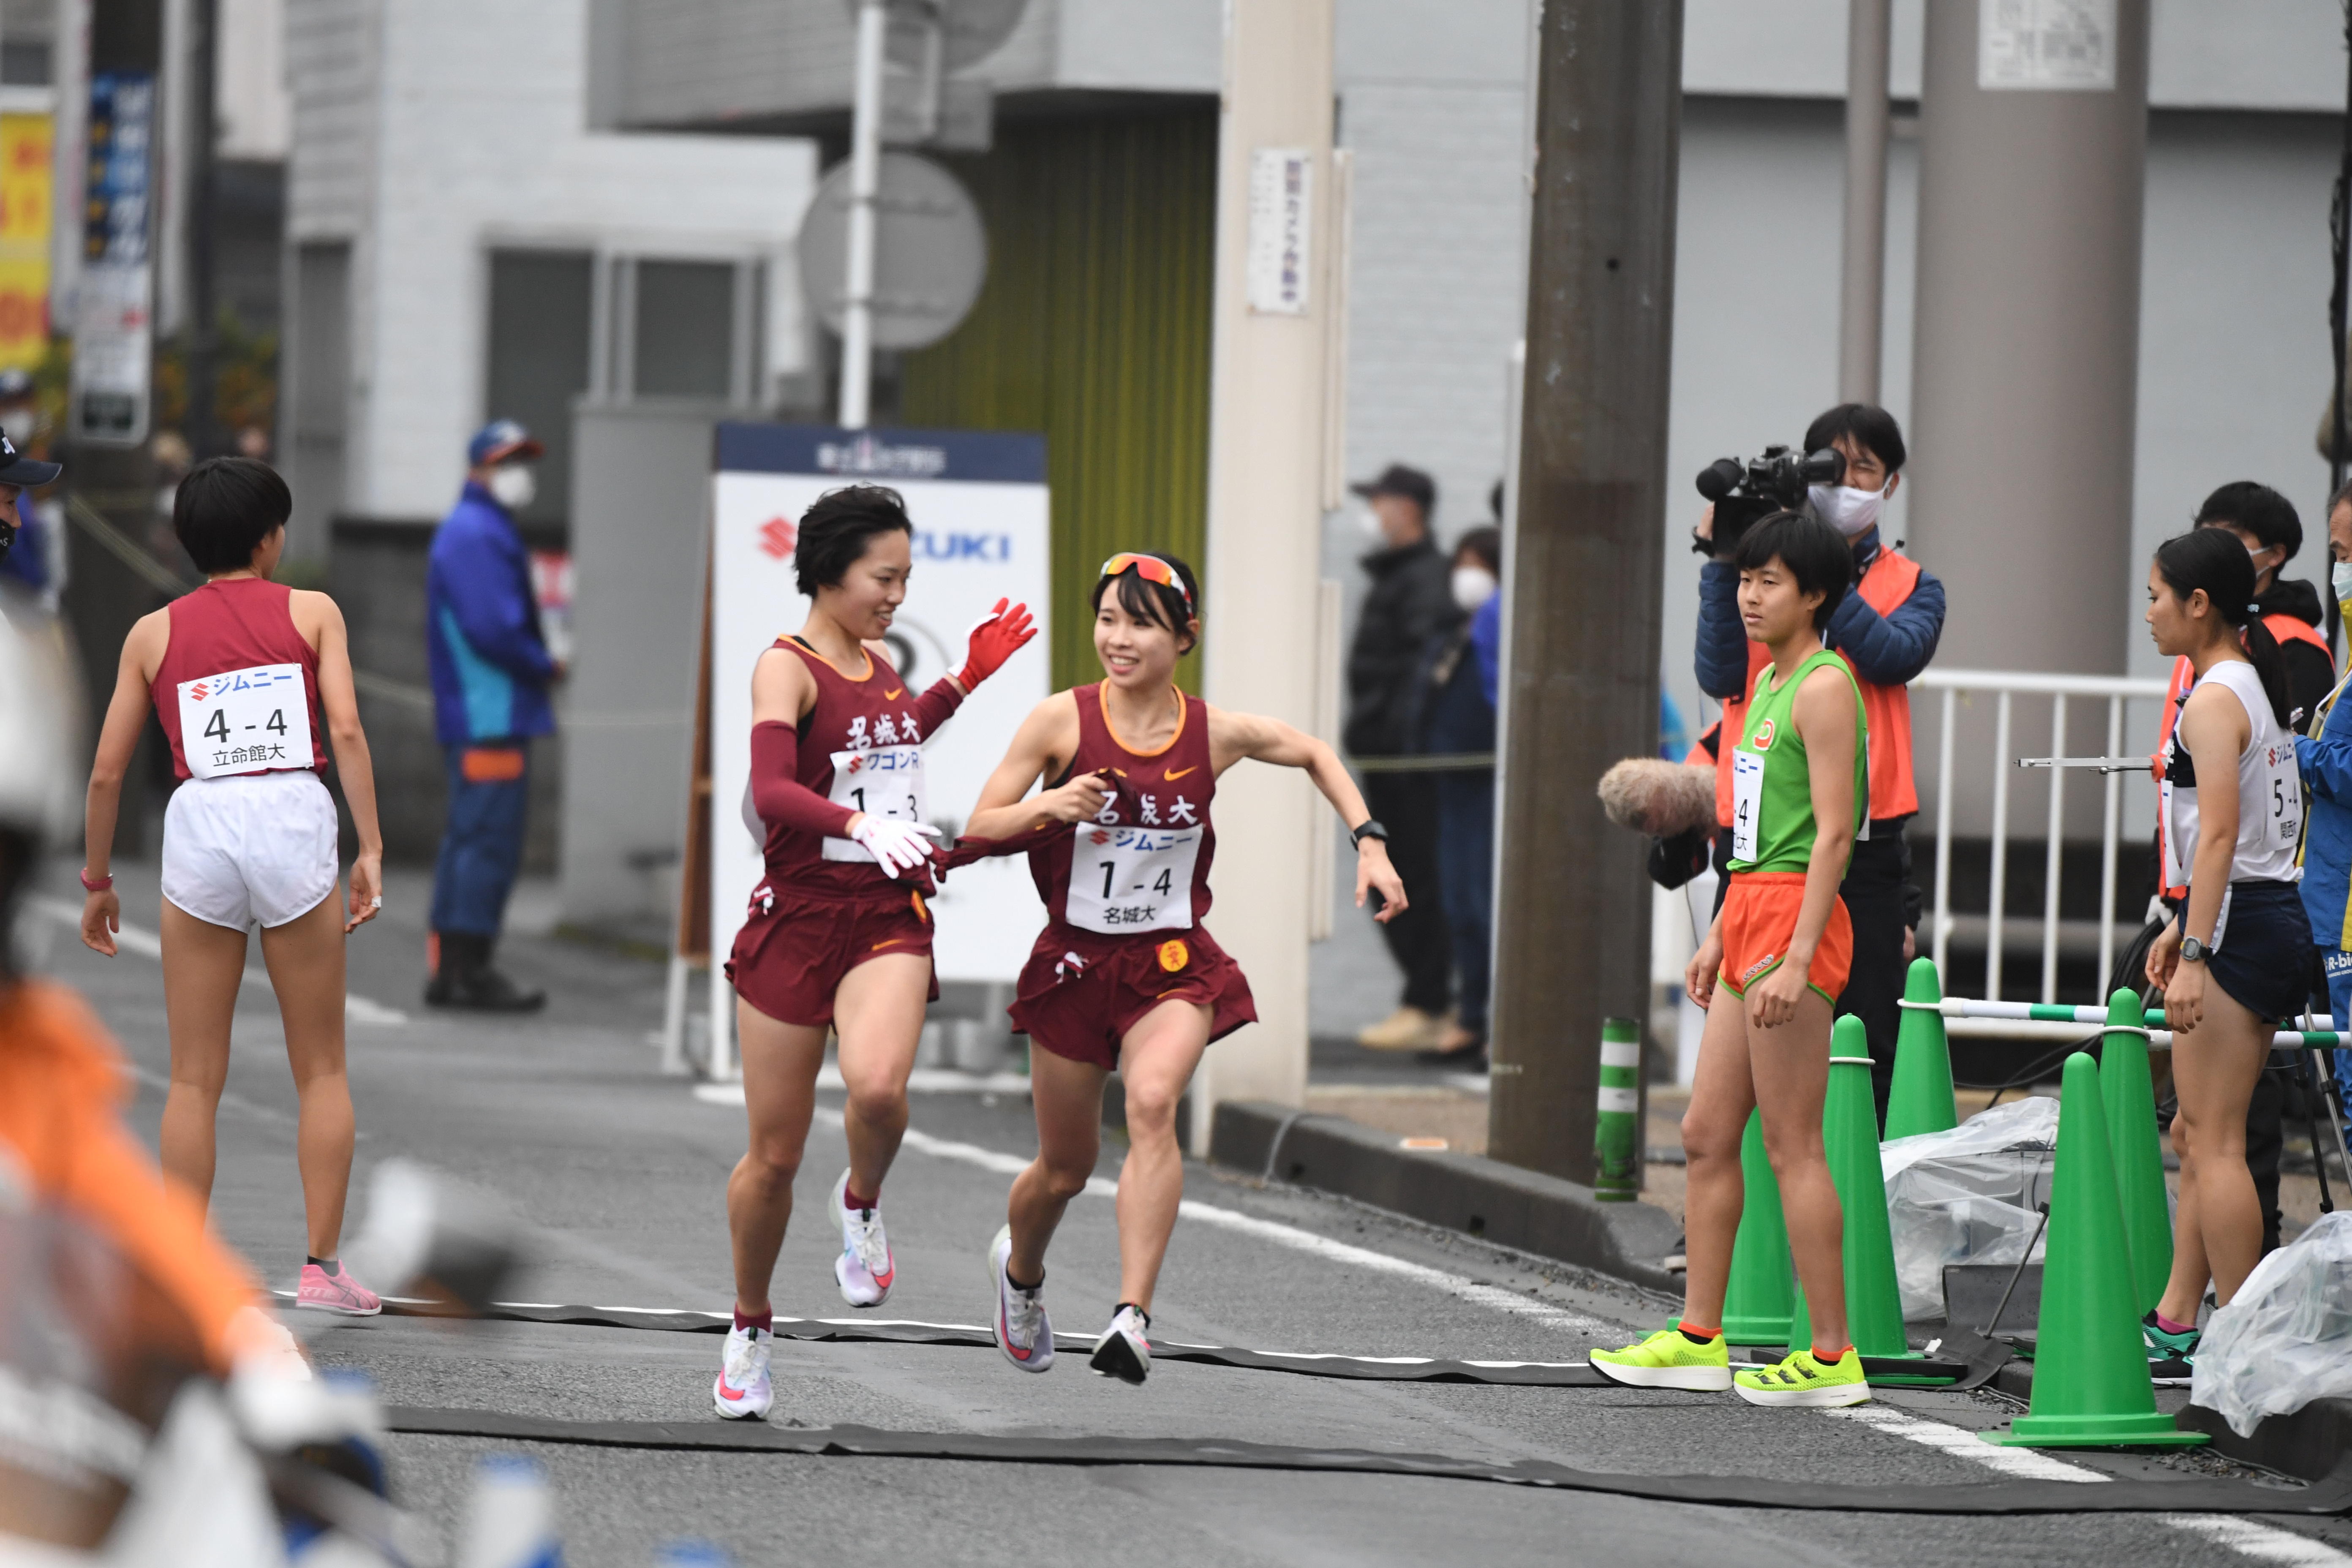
[2194,479,2302,562]
[1803,403,1908,476]
[795,485,913,598]
[1733,509,1853,631]
[1455,525,1502,574]
[173,456,291,573]
[1090,551,1200,653]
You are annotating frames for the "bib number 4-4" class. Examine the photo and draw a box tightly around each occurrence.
[177,663,311,780]
[1064,825,1202,934]
[822,745,928,863]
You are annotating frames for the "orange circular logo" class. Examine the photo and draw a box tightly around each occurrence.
[1157,939,1190,973]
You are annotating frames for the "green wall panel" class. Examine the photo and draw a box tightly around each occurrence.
[902,104,1217,691]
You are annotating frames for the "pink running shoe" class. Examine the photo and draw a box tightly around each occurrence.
[297,1261,382,1316]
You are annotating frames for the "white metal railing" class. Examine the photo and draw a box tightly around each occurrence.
[1917,668,2170,1002]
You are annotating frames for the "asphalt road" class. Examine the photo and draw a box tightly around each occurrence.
[31,862,2352,1568]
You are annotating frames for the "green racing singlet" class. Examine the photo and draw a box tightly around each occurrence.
[1727,648,1868,875]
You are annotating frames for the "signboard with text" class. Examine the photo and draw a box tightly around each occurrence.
[70,73,152,446]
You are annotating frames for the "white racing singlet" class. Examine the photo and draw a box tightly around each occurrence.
[2160,659,2302,891]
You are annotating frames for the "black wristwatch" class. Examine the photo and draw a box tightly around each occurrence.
[2179,935,2210,964]
[1351,819,1388,848]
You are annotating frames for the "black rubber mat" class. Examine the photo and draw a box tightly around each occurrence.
[381,1407,2352,1516]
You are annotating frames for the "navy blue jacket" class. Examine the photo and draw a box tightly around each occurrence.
[1696,529,1945,699]
[425,480,555,747]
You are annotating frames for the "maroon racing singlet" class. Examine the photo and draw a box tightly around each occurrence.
[1028,681,1219,936]
[762,637,962,899]
[151,578,327,781]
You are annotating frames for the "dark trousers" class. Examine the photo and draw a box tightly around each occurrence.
[1435,769,1495,1037]
[1837,829,1911,1131]
[430,742,531,938]
[1367,771,1453,1016]
[2248,1061,2285,1256]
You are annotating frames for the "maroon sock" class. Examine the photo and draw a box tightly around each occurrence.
[734,1307,771,1334]
[844,1186,878,1213]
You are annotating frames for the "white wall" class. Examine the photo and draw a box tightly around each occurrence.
[219,0,292,159]
[287,0,816,521]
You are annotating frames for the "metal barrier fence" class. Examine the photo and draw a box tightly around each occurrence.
[1918,667,2170,1004]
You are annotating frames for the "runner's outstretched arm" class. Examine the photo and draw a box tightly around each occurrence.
[1209,707,1408,920]
[79,612,167,956]
[964,692,1109,842]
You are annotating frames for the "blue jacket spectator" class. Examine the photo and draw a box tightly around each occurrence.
[426,477,555,747]
[1695,529,1946,710]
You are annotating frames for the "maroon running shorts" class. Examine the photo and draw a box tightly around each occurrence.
[1009,925,1258,1070]
[726,880,938,1028]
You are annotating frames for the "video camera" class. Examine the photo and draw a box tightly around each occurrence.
[1690,445,1845,556]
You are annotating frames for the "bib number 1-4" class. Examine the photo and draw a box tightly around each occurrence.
[822,746,928,863]
[178,663,311,780]
[1064,825,1202,934]
[1730,751,1764,863]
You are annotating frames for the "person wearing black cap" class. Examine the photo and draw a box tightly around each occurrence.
[1345,462,1459,1051]
[423,419,559,1011]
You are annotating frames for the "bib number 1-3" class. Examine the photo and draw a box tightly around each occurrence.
[1064,825,1202,934]
[822,746,927,863]
[1730,751,1764,863]
[177,663,311,780]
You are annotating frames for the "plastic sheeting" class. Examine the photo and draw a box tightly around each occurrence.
[1881,1096,2060,1322]
[2192,1211,2352,1437]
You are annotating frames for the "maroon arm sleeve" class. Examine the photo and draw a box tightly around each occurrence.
[906,677,965,741]
[750,721,858,838]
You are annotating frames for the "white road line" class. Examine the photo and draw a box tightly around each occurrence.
[781,1106,1611,1336]
[33,896,408,1024]
[1829,1406,2352,1562]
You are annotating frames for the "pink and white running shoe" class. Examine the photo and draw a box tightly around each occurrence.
[828,1169,895,1308]
[295,1261,381,1317]
[987,1225,1054,1373]
[713,1323,773,1421]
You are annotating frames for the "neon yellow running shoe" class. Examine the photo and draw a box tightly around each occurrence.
[1732,1347,1871,1408]
[1589,1328,1731,1391]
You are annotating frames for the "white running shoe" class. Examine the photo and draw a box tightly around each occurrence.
[1089,1304,1151,1386]
[712,1323,773,1421]
[987,1224,1054,1373]
[828,1168,895,1308]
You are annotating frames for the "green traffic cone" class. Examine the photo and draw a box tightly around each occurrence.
[1990,1051,2206,1448]
[2096,989,2170,1316]
[1720,1108,1794,1345]
[1790,1018,1911,1359]
[1884,957,1958,1141]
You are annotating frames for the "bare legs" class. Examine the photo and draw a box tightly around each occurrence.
[159,890,355,1258]
[727,952,929,1318]
[1678,983,1848,1351]
[1007,999,1211,1314]
[2160,983,2270,1317]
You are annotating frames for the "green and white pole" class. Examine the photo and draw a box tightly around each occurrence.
[1594,1016,1641,1201]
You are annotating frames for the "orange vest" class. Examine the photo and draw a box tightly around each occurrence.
[2153,611,2333,898]
[1713,548,1924,827]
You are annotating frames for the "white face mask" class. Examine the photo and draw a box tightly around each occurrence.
[487,464,536,511]
[2332,560,2352,604]
[1808,479,1889,538]
[1354,506,1384,542]
[1451,565,1497,613]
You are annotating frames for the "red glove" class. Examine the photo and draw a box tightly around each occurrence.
[953,598,1038,691]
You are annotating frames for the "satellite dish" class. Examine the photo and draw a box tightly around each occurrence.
[843,0,1030,74]
[797,152,989,352]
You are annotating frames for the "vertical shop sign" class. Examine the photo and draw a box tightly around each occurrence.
[70,73,153,445]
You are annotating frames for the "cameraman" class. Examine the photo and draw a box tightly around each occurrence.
[1695,404,1944,1127]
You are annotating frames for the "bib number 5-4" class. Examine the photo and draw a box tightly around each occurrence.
[822,745,928,863]
[177,663,311,780]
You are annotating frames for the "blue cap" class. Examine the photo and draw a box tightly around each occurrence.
[468,419,543,467]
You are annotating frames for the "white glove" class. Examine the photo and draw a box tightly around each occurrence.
[851,815,942,879]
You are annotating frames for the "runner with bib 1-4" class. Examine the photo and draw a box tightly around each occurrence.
[956,551,1408,1387]
[1593,510,1873,1410]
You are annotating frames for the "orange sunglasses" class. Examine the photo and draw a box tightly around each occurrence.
[1098,552,1195,615]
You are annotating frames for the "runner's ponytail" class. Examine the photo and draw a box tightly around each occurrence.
[2153,528,2297,731]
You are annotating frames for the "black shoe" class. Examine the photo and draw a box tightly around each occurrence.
[425,932,547,1013]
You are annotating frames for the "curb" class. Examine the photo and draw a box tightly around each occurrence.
[2175,1398,2352,1482]
[1206,1100,1682,1295]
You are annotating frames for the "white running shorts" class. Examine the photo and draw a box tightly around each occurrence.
[160,770,340,931]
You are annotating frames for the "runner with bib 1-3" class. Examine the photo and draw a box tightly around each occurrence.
[955,551,1408,1385]
[1592,509,1873,1409]
[78,457,388,1318]
[713,483,1037,1422]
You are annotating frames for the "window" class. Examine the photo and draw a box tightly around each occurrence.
[633,259,735,398]
[484,249,594,529]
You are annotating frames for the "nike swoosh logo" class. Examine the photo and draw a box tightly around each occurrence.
[885,688,904,700]
[718,1375,750,1400]
[871,938,903,950]
[1165,766,1197,780]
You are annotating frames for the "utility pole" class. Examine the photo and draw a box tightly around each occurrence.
[1488,0,1683,1184]
[1837,0,1892,404]
[184,0,218,454]
[837,0,887,428]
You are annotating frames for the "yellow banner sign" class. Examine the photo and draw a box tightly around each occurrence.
[0,113,52,369]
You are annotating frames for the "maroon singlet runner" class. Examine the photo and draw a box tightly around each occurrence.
[150,578,327,779]
[1006,681,1257,1068]
[726,637,961,1026]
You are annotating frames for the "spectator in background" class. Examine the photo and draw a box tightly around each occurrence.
[1695,404,1944,1126]
[1413,525,1502,1066]
[2297,481,2352,1148]
[1345,463,1460,1051]
[424,419,558,1013]
[0,368,63,608]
